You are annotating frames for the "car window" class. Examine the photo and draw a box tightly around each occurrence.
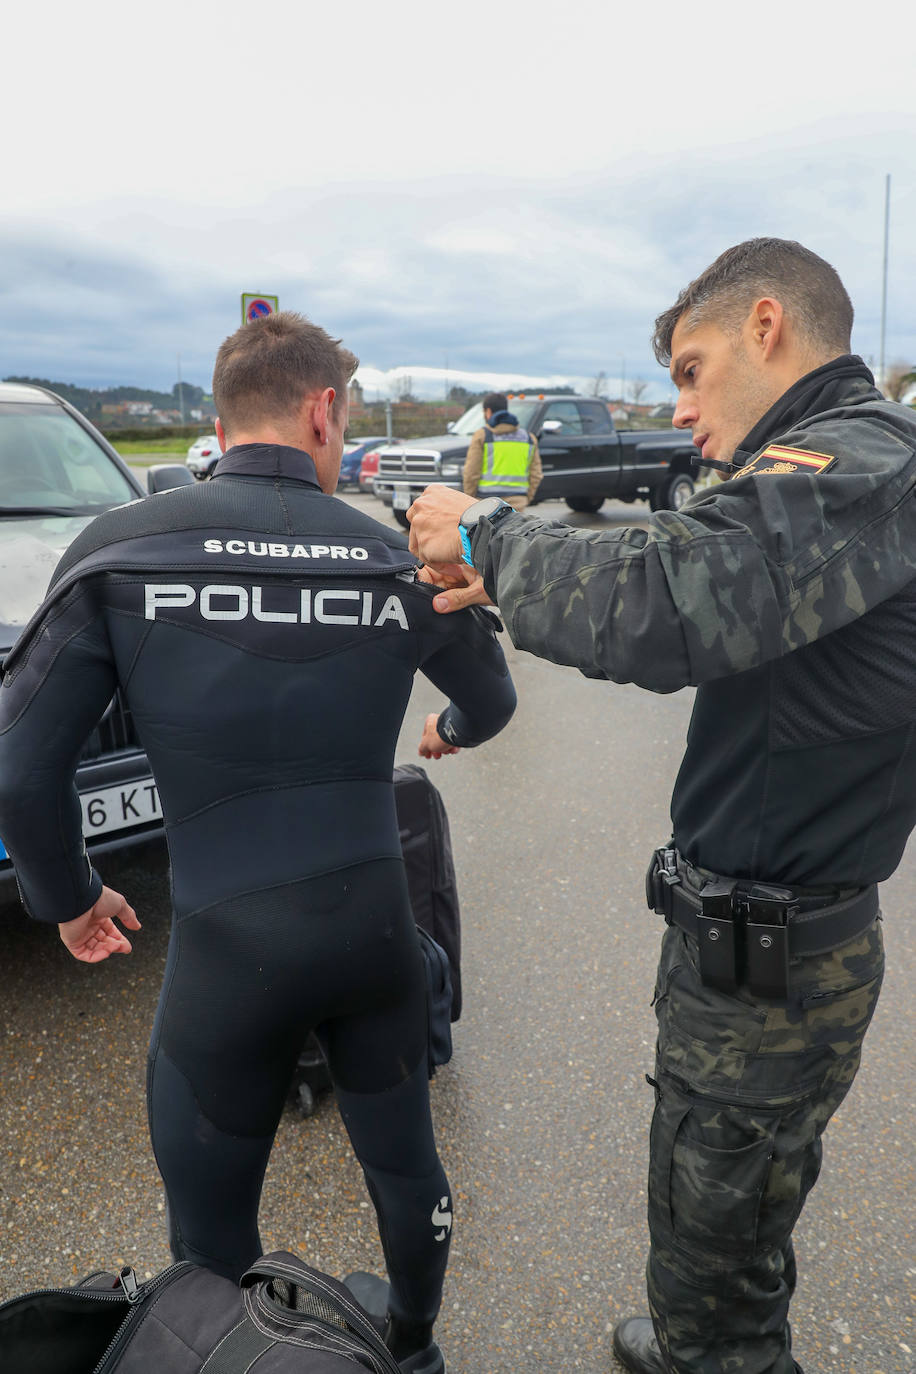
[0,403,137,511]
[450,401,540,434]
[577,402,613,435]
[541,402,583,435]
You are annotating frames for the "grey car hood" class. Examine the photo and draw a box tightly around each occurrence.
[0,514,96,651]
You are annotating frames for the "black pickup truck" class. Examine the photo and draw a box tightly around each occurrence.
[372,395,698,526]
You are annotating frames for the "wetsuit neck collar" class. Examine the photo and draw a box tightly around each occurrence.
[213,443,322,488]
[732,355,881,469]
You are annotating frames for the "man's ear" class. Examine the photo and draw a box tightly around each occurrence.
[309,387,336,446]
[750,297,784,359]
[215,417,228,452]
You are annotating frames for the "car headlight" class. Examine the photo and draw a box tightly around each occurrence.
[440,464,461,479]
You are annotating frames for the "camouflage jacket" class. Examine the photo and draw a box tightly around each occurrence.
[471,356,916,693]
[471,356,916,883]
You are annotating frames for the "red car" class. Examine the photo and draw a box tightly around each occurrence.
[358,447,381,491]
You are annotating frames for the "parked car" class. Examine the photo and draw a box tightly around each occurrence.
[0,381,192,902]
[340,437,387,489]
[187,433,221,479]
[358,447,383,491]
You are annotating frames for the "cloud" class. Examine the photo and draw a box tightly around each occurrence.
[1,120,914,401]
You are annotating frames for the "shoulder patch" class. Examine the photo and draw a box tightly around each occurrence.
[739,444,838,478]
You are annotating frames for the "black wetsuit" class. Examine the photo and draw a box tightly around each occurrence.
[0,444,516,1321]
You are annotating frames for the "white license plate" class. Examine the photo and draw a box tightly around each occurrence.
[392,489,412,511]
[80,777,162,837]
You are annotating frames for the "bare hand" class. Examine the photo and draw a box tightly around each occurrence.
[431,571,492,613]
[416,561,473,590]
[416,559,494,613]
[407,486,476,565]
[418,713,460,760]
[58,885,141,963]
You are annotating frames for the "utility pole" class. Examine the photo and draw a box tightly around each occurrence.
[879,173,891,394]
[176,353,186,424]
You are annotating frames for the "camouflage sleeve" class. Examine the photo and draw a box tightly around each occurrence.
[470,412,916,692]
[463,430,484,497]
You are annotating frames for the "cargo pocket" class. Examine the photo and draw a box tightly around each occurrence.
[647,1076,690,1239]
[648,1073,775,1264]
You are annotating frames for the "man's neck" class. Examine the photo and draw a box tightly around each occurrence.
[224,428,306,448]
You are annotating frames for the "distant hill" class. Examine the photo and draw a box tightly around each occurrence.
[2,376,211,423]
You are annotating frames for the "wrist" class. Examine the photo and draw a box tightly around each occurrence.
[457,498,514,567]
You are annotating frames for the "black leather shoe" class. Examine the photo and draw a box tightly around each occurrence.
[612,1317,667,1373]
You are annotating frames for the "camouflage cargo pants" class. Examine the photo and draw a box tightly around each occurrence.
[646,915,885,1373]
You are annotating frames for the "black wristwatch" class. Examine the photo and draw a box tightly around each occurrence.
[458,497,514,566]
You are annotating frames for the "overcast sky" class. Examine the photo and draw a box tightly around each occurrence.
[2,0,914,402]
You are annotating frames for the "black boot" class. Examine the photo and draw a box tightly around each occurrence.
[612,1317,668,1373]
[384,1314,444,1374]
[342,1270,388,1334]
[342,1272,444,1374]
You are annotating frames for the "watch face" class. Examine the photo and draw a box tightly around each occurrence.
[463,497,509,528]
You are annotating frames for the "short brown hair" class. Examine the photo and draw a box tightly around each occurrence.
[652,238,854,366]
[483,392,509,414]
[212,311,359,435]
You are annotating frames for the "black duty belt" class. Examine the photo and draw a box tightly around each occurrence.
[646,845,879,999]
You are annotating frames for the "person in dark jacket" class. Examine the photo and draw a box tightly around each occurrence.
[0,312,517,1374]
[406,239,916,1373]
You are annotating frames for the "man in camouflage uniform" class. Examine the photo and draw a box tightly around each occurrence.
[406,238,916,1372]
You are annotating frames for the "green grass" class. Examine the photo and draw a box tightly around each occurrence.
[112,437,189,458]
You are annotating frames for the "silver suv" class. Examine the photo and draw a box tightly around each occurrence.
[0,382,190,901]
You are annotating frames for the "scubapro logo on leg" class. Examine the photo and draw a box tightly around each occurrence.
[431,1196,452,1242]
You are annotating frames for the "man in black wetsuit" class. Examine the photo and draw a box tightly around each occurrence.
[0,312,516,1374]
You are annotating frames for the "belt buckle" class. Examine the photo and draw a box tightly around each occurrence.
[646,845,680,919]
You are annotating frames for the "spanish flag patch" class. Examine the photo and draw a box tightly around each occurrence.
[739,444,837,478]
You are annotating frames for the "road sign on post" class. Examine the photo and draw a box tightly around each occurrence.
[241,293,279,324]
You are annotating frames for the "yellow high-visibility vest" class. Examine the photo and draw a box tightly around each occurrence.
[479,428,534,494]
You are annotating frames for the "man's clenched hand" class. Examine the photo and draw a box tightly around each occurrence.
[409,487,494,613]
[407,486,475,566]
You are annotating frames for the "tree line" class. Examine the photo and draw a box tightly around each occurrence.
[3,377,208,418]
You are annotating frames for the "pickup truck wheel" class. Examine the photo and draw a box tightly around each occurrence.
[650,472,695,512]
[393,508,410,529]
[565,495,605,513]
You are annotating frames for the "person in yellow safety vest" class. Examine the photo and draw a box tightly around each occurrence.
[462,392,542,512]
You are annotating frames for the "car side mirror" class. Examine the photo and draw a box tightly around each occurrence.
[540,419,562,434]
[146,464,196,494]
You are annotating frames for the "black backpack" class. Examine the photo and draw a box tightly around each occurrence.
[0,1251,401,1374]
[393,764,462,1021]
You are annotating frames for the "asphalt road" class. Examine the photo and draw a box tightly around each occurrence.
[1,493,913,1371]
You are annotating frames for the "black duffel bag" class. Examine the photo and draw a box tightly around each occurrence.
[0,1250,400,1374]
